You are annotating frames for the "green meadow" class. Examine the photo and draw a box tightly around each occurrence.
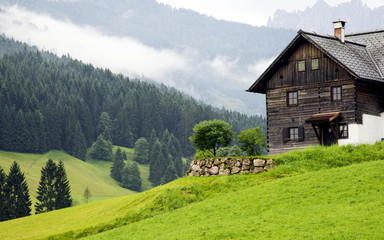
[0,146,153,210]
[0,142,383,239]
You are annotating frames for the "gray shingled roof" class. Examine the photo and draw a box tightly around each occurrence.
[248,29,384,93]
[303,30,384,82]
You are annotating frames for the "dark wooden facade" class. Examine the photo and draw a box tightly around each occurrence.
[249,33,384,155]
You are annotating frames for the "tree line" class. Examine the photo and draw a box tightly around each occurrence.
[0,37,266,161]
[0,160,72,222]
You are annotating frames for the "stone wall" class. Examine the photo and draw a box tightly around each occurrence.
[187,157,275,177]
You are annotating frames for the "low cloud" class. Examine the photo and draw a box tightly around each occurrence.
[0,5,188,81]
[0,5,266,115]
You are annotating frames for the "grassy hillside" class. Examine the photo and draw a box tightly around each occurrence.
[1,142,384,239]
[84,160,384,240]
[0,150,134,208]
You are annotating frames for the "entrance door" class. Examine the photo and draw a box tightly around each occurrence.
[322,125,336,146]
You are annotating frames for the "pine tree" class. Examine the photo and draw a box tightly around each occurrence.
[148,129,157,154]
[55,161,72,210]
[97,112,112,142]
[133,137,149,164]
[121,161,142,192]
[149,140,163,185]
[35,159,57,214]
[0,166,7,222]
[161,162,178,185]
[111,148,125,182]
[3,161,31,220]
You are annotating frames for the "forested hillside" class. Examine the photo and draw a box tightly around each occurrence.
[0,35,265,160]
[0,0,296,115]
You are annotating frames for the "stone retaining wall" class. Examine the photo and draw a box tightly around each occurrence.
[187,158,275,177]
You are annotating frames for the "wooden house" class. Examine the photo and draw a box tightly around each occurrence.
[248,21,384,154]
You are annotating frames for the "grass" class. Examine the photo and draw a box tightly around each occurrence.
[83,160,384,239]
[1,142,384,239]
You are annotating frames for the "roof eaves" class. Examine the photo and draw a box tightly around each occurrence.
[247,31,304,93]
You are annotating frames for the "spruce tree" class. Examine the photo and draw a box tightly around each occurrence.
[0,166,6,221]
[35,159,57,214]
[149,140,163,186]
[111,148,125,182]
[148,129,157,153]
[3,161,31,220]
[121,161,142,192]
[161,162,178,185]
[55,161,72,210]
[133,137,149,164]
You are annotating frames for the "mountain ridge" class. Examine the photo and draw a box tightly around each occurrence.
[268,0,384,34]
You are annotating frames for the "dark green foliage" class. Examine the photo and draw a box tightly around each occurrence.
[0,37,266,159]
[55,161,72,210]
[3,161,31,220]
[189,119,235,156]
[111,148,125,182]
[148,129,157,154]
[161,163,178,185]
[0,166,6,221]
[237,127,267,156]
[121,161,142,192]
[149,140,163,185]
[35,159,57,214]
[91,135,113,161]
[228,145,246,157]
[35,160,72,214]
[84,186,91,204]
[133,138,149,164]
[97,112,112,142]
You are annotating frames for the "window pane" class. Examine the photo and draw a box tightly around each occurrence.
[288,91,298,106]
[332,87,341,101]
[311,58,319,70]
[298,60,306,72]
[339,124,348,138]
[289,128,299,140]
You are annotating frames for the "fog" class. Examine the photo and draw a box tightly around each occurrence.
[0,5,269,115]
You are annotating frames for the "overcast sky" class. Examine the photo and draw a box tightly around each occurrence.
[155,0,384,26]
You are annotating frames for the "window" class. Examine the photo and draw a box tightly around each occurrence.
[311,58,319,70]
[298,60,306,72]
[283,126,304,143]
[289,127,299,141]
[339,124,348,138]
[331,86,342,101]
[287,91,298,106]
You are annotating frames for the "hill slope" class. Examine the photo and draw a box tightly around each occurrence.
[0,150,133,207]
[85,160,384,240]
[1,142,384,239]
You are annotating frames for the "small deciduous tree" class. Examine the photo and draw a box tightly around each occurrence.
[84,186,91,204]
[237,127,267,156]
[91,134,113,161]
[189,119,235,156]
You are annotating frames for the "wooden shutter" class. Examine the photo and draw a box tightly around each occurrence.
[282,128,289,143]
[298,126,305,142]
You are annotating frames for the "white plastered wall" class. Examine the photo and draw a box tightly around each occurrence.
[339,112,384,145]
